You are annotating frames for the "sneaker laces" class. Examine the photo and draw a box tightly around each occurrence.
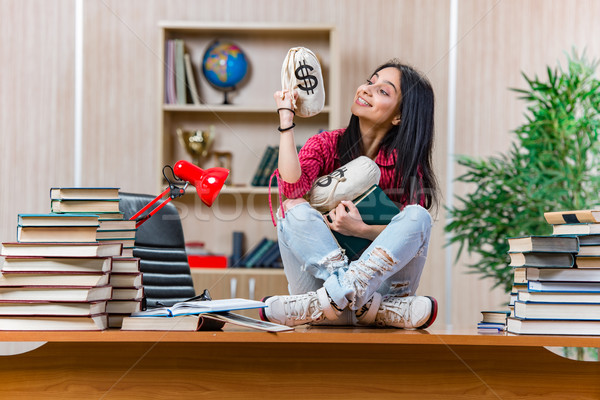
[377,297,412,326]
[284,293,324,322]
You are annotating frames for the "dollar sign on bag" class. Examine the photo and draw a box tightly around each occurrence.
[295,60,318,95]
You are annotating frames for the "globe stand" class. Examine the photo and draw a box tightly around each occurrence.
[222,88,235,105]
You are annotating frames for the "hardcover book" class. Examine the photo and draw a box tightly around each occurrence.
[17,225,99,243]
[327,185,400,260]
[18,213,100,227]
[0,271,110,287]
[507,316,600,335]
[0,242,122,258]
[507,236,579,253]
[1,256,112,273]
[0,314,108,331]
[544,209,600,225]
[0,300,107,316]
[514,300,600,320]
[508,252,575,268]
[51,199,121,213]
[50,187,120,200]
[0,286,113,302]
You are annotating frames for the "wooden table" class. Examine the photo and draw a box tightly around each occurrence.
[0,327,598,399]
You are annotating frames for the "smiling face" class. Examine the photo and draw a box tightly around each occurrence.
[351,67,402,131]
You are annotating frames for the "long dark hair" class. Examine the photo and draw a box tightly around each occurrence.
[336,60,438,210]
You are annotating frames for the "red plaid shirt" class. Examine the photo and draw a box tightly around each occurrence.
[277,129,423,207]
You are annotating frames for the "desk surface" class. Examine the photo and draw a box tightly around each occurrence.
[0,326,599,347]
[1,327,599,399]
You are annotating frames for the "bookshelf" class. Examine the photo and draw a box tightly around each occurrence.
[157,21,340,192]
[158,22,339,287]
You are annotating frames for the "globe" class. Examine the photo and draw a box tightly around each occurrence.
[202,40,249,104]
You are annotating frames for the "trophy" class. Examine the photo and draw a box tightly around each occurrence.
[177,126,215,166]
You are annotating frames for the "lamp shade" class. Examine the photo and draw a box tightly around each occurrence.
[173,160,229,206]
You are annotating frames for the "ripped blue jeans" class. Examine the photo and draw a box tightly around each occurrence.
[277,202,432,319]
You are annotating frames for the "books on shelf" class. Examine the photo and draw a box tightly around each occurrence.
[234,237,280,268]
[184,52,201,105]
[0,286,113,302]
[0,314,108,331]
[508,252,575,268]
[0,300,106,316]
[130,298,266,317]
[0,242,123,258]
[165,39,176,104]
[544,209,600,225]
[50,187,120,200]
[1,256,112,273]
[327,185,400,260]
[507,236,579,253]
[174,39,186,105]
[250,145,301,187]
[507,316,600,335]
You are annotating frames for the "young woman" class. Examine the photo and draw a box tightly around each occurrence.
[260,59,439,328]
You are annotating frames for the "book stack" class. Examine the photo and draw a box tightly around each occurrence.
[231,237,281,268]
[506,209,600,335]
[477,310,510,333]
[106,257,144,328]
[50,187,136,256]
[0,234,123,330]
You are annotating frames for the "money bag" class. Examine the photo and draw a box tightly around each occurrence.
[308,156,381,213]
[281,47,325,118]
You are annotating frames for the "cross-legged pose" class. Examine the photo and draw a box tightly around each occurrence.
[260,59,439,328]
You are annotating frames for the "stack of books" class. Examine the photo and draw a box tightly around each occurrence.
[506,209,600,335]
[0,221,123,330]
[477,310,510,333]
[106,257,144,328]
[50,187,136,256]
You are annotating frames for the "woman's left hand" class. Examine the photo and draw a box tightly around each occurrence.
[325,201,367,237]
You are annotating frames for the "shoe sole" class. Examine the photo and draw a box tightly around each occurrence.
[418,296,438,329]
[258,296,271,322]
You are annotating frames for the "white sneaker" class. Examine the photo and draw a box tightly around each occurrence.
[260,287,341,327]
[362,295,437,329]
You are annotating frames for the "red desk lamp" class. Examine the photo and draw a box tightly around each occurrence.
[130,160,229,228]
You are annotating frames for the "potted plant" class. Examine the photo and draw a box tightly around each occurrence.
[446,51,600,293]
